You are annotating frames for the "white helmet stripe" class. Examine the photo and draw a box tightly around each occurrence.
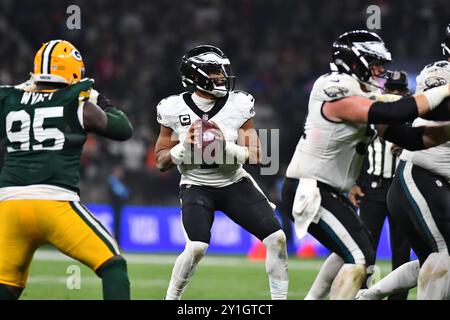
[42,40,61,75]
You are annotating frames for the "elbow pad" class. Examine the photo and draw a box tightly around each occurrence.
[103,107,133,141]
[368,97,418,124]
[383,125,425,151]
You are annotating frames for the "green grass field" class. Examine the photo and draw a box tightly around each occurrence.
[20,249,415,300]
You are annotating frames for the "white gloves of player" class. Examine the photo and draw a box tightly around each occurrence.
[170,142,189,165]
[225,142,249,164]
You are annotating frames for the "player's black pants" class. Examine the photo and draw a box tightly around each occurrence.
[387,161,450,265]
[282,177,375,266]
[358,174,411,300]
[180,177,282,243]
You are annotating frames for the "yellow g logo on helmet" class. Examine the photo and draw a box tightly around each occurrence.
[33,40,85,85]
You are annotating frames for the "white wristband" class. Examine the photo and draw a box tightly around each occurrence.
[422,85,450,111]
[225,142,249,164]
[170,142,186,164]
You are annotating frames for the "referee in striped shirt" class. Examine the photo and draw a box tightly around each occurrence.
[349,71,411,300]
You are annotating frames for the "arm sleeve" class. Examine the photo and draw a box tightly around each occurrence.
[421,97,450,121]
[102,107,133,141]
[382,124,426,151]
[367,97,419,124]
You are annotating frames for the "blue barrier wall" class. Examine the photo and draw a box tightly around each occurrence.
[87,204,402,260]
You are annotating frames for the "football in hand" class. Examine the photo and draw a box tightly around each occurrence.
[201,119,217,151]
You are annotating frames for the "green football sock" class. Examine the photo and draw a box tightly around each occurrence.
[0,284,22,300]
[97,258,131,300]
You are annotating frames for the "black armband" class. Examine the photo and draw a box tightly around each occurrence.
[422,97,450,121]
[383,125,425,151]
[368,97,418,124]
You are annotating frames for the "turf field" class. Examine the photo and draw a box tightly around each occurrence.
[20,249,415,300]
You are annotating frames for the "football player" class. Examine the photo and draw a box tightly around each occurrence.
[0,40,133,300]
[348,70,411,300]
[155,45,288,300]
[282,30,450,299]
[358,24,450,300]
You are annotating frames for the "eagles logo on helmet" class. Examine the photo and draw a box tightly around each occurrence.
[180,45,236,98]
[331,30,392,83]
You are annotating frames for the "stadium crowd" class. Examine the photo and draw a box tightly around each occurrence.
[0,0,448,205]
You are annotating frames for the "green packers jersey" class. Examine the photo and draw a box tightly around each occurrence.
[0,78,94,193]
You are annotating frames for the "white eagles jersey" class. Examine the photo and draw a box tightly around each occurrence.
[157,91,255,187]
[400,60,450,182]
[286,72,377,192]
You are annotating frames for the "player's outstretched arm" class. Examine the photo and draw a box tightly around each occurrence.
[323,84,450,124]
[376,122,450,151]
[83,101,133,141]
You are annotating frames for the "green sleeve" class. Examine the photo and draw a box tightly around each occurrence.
[102,107,133,141]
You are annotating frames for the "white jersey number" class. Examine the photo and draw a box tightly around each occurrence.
[6,106,65,153]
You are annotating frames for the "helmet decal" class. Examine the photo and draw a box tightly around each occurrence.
[71,49,83,61]
[331,30,391,83]
[180,45,235,98]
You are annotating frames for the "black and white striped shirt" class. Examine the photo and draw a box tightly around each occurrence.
[366,137,398,179]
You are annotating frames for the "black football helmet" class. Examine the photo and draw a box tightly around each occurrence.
[331,30,392,82]
[180,45,235,98]
[442,23,450,57]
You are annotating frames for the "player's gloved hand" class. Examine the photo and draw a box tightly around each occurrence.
[170,121,201,165]
[348,184,364,208]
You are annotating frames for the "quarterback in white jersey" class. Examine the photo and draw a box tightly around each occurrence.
[154,45,288,300]
[157,88,255,187]
[281,30,450,300]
